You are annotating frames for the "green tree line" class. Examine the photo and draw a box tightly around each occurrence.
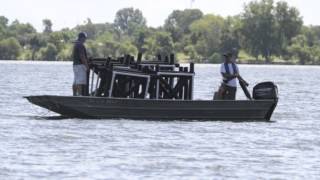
[1,0,320,64]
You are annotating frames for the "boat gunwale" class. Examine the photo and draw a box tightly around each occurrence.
[24,95,277,103]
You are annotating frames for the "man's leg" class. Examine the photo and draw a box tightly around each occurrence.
[78,65,88,96]
[228,87,236,100]
[225,86,237,100]
[74,84,82,96]
[81,85,86,96]
[72,84,77,96]
[230,87,236,100]
[82,84,89,96]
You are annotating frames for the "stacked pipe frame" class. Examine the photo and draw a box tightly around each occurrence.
[87,53,195,100]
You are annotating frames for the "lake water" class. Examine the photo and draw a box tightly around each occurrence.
[0,61,319,179]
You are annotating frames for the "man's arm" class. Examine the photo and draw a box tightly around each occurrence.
[237,75,249,86]
[221,72,238,80]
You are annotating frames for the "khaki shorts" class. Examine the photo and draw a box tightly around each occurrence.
[73,64,87,85]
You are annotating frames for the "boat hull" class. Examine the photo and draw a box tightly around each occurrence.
[25,95,277,121]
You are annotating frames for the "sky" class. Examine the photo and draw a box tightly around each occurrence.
[0,0,319,32]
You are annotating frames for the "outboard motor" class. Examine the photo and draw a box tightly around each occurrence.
[253,82,278,100]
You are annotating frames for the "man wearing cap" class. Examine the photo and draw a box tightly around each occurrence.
[219,51,239,100]
[72,32,89,96]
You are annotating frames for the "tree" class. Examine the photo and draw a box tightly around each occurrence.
[114,8,146,35]
[85,40,100,58]
[190,14,225,59]
[0,16,9,39]
[0,37,22,60]
[43,19,53,33]
[57,43,72,61]
[0,16,8,28]
[74,18,97,39]
[0,5,314,64]
[301,26,320,47]
[9,20,37,46]
[147,31,174,57]
[240,0,303,62]
[274,1,303,55]
[220,16,242,54]
[118,40,138,56]
[38,43,58,60]
[164,9,203,43]
[184,45,199,61]
[241,0,276,63]
[48,31,66,52]
[287,34,320,65]
[287,35,310,65]
[29,34,46,60]
[95,32,120,57]
[132,27,150,53]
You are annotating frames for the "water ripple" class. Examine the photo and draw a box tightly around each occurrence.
[0,62,320,179]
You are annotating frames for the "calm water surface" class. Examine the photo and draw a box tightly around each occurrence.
[0,61,319,179]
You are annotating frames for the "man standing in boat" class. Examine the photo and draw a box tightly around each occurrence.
[219,50,240,100]
[72,32,89,96]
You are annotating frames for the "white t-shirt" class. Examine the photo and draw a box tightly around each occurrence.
[220,63,239,87]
